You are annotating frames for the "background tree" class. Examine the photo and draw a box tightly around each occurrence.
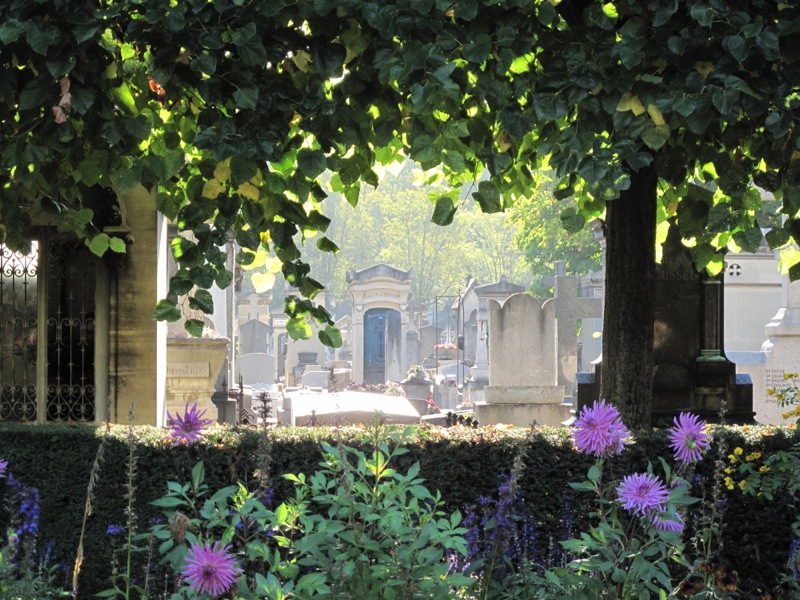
[301,163,532,306]
[508,174,602,296]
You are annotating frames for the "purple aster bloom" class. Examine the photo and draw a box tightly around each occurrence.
[0,459,7,478]
[573,400,629,457]
[167,403,213,445]
[651,512,684,533]
[668,412,710,463]
[182,541,239,597]
[616,473,669,516]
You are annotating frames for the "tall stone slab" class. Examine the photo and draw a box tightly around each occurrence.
[475,293,571,426]
[546,261,603,399]
[465,276,526,404]
[748,275,800,424]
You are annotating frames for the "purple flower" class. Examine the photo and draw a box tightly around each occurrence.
[182,541,239,597]
[668,412,710,463]
[106,524,126,535]
[573,400,629,457]
[616,473,669,516]
[651,512,684,533]
[0,459,7,479]
[167,403,212,445]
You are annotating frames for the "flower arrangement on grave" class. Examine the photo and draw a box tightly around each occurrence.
[433,342,457,350]
[402,365,431,384]
[385,381,406,396]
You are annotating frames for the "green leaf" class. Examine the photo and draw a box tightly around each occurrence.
[192,462,206,491]
[88,234,110,256]
[189,289,214,313]
[462,33,492,63]
[319,325,343,348]
[109,237,127,253]
[287,316,313,340]
[733,227,764,254]
[431,196,456,226]
[0,21,23,44]
[233,86,259,110]
[316,236,339,253]
[474,180,502,213]
[722,35,748,62]
[560,207,586,233]
[26,23,59,55]
[297,149,327,179]
[153,300,182,322]
[766,227,790,249]
[185,318,206,337]
[641,124,670,150]
[671,97,696,117]
[150,497,186,508]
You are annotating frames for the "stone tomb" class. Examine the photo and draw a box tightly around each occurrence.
[577,222,754,424]
[474,293,572,426]
[347,264,413,385]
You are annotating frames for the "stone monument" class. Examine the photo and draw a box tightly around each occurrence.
[347,264,413,384]
[465,275,526,404]
[577,221,754,424]
[474,293,572,427]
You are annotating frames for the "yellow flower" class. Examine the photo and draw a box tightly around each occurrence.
[724,467,733,474]
[746,452,762,462]
[783,372,792,380]
[724,476,734,490]
[733,447,743,456]
[738,480,747,490]
[767,387,776,396]
[759,466,770,473]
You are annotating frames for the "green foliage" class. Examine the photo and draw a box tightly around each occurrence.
[3,0,797,343]
[1,423,800,597]
[135,426,472,598]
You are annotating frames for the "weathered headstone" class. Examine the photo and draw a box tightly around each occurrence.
[237,352,275,386]
[474,293,571,426]
[746,275,800,424]
[465,276,526,404]
[543,261,603,399]
[239,319,269,354]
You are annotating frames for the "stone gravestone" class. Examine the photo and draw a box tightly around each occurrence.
[577,221,754,424]
[465,276,526,405]
[474,293,571,427]
[239,319,269,354]
[542,261,603,400]
[747,275,800,424]
[237,352,275,386]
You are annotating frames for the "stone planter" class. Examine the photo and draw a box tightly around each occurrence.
[401,380,431,416]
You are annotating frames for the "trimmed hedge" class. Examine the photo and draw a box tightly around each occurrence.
[0,422,798,598]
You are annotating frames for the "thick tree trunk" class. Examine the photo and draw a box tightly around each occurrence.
[601,164,657,430]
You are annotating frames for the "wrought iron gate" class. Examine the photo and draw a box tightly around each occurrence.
[0,240,96,422]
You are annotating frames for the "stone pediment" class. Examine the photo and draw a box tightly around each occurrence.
[475,275,526,299]
[346,264,412,283]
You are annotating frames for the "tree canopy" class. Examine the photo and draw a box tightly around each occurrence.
[2,0,799,426]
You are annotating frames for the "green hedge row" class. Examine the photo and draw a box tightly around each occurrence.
[0,422,797,598]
